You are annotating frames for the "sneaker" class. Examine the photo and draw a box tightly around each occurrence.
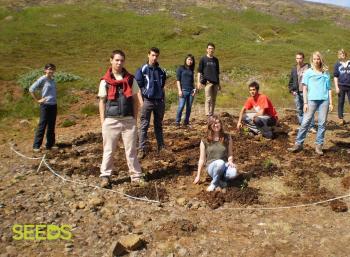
[100,176,110,188]
[137,149,146,159]
[287,144,303,153]
[315,144,323,155]
[46,145,59,151]
[206,184,216,192]
[309,127,317,134]
[33,148,41,153]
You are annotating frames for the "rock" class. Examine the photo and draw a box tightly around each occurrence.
[176,197,187,206]
[77,201,86,209]
[167,253,175,257]
[132,220,144,228]
[65,243,74,253]
[110,241,127,256]
[177,247,188,257]
[4,16,13,21]
[61,189,75,199]
[119,234,144,251]
[19,119,30,126]
[5,245,17,255]
[88,197,104,208]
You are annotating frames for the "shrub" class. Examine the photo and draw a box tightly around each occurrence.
[61,119,76,127]
[17,69,81,91]
[80,103,99,116]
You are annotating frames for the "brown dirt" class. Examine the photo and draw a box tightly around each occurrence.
[2,89,350,256]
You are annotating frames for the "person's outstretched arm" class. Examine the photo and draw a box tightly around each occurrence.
[193,140,206,184]
[237,107,246,130]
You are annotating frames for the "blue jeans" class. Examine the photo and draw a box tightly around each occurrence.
[207,159,226,187]
[175,90,194,125]
[296,100,329,146]
[294,92,315,128]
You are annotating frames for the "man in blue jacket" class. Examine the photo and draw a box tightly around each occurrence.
[135,47,167,159]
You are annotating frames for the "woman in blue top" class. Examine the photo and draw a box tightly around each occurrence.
[288,51,333,155]
[175,54,196,126]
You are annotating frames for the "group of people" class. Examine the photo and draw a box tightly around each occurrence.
[28,45,350,190]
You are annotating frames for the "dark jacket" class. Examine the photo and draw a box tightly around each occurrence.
[334,61,350,87]
[135,63,166,99]
[288,63,310,93]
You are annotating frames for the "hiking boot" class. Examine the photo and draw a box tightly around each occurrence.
[287,144,303,153]
[158,147,172,156]
[315,144,323,155]
[309,127,317,134]
[137,149,146,159]
[206,184,216,192]
[131,177,148,187]
[33,148,41,153]
[100,176,110,188]
[338,119,346,126]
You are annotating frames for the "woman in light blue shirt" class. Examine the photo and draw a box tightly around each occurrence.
[288,51,333,155]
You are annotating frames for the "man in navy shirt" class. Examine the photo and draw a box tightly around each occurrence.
[197,43,220,117]
[334,49,350,125]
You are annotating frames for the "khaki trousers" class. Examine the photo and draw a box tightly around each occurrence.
[100,118,142,180]
[205,82,219,116]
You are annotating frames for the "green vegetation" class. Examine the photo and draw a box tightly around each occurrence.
[17,69,81,90]
[0,2,350,121]
[80,103,99,116]
[61,119,76,127]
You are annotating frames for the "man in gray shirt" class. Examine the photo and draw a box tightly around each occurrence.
[29,63,58,152]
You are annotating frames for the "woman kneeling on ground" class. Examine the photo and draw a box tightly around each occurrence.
[193,115,238,191]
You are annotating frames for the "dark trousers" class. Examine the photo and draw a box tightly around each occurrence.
[139,98,165,150]
[33,104,57,149]
[338,86,350,119]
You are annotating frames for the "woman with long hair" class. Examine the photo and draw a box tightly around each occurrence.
[288,51,333,155]
[175,54,196,126]
[334,49,350,125]
[193,115,237,191]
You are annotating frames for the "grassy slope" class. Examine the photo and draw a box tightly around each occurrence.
[1,1,350,119]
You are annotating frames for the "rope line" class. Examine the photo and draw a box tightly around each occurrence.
[9,146,350,210]
[10,146,160,204]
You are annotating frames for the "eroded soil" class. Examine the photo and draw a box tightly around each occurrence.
[1,110,350,257]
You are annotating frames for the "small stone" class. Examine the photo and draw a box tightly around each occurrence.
[6,246,17,255]
[119,234,144,251]
[176,197,187,206]
[110,241,127,256]
[88,197,104,208]
[4,16,13,21]
[61,189,75,199]
[19,119,30,126]
[177,247,188,257]
[77,201,86,209]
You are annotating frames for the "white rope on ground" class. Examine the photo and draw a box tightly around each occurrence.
[42,159,160,204]
[10,145,43,160]
[220,193,350,211]
[9,146,350,210]
[10,147,160,204]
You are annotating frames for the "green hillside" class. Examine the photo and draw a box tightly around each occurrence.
[1,1,350,119]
